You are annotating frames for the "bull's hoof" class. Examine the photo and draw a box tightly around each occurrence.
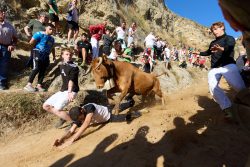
[126,114,132,122]
[128,99,135,107]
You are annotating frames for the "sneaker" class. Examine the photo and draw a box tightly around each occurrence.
[24,85,36,92]
[223,107,235,122]
[36,85,46,92]
[54,118,66,128]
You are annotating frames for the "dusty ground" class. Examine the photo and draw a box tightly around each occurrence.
[0,78,250,167]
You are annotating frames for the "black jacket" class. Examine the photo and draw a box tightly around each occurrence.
[59,61,79,93]
[200,34,236,68]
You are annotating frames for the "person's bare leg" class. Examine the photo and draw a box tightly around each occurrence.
[67,29,73,43]
[81,48,87,65]
[43,104,72,121]
[73,30,79,43]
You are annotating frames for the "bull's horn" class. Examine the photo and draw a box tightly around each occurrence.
[83,66,92,76]
[94,57,103,70]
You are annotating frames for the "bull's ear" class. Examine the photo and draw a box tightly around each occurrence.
[102,54,108,61]
[102,55,113,66]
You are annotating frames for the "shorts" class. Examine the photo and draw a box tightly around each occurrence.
[67,21,79,31]
[49,13,59,22]
[44,91,77,110]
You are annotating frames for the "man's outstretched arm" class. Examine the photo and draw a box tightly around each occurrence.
[53,124,77,147]
[58,113,93,148]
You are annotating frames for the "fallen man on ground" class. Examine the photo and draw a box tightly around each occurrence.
[53,103,111,149]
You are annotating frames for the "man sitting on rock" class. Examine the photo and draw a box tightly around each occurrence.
[74,33,92,67]
[43,48,79,128]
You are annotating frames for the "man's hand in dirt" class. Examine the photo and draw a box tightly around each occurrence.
[58,139,74,149]
[53,139,63,147]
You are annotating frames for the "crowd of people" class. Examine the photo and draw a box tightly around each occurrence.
[0,0,250,148]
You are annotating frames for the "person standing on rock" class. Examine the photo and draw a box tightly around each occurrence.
[24,23,55,92]
[43,48,79,128]
[193,22,246,120]
[116,21,127,51]
[48,0,60,34]
[24,12,49,38]
[127,22,137,48]
[144,32,156,58]
[66,0,79,44]
[102,28,115,56]
[24,12,56,69]
[89,20,107,59]
[0,8,18,90]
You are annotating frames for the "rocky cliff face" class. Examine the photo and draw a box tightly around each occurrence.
[5,0,212,49]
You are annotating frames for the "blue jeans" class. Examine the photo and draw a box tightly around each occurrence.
[0,45,11,86]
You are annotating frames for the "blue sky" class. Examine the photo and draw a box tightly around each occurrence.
[164,0,241,38]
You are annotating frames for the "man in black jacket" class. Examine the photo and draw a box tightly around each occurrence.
[194,22,245,119]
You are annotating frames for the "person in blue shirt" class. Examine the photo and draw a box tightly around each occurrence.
[24,23,55,92]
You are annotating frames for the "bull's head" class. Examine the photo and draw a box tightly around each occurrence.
[83,56,113,89]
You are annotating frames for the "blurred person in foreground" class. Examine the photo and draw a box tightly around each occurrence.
[0,7,17,90]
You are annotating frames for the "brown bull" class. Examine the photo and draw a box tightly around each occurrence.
[84,56,165,115]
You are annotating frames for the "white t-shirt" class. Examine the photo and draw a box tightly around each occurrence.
[164,47,170,59]
[108,48,117,60]
[144,34,156,48]
[116,27,126,39]
[156,41,162,49]
[82,103,111,124]
[128,27,136,38]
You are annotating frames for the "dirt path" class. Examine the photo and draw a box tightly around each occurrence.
[1,79,250,167]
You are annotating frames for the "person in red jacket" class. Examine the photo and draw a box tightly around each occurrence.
[89,20,107,59]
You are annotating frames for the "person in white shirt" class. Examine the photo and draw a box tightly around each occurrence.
[144,32,156,61]
[127,22,137,47]
[116,21,127,50]
[53,103,111,148]
[144,32,156,49]
[164,45,171,62]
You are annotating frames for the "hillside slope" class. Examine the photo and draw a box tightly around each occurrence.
[4,0,213,49]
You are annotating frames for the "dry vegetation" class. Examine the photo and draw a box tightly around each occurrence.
[0,92,53,136]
